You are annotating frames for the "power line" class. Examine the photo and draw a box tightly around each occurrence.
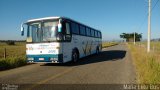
[137,0,159,31]
[138,14,148,31]
[152,0,160,11]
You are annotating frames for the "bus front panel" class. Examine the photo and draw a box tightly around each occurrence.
[26,42,63,63]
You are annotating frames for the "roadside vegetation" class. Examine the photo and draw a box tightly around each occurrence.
[136,41,160,53]
[120,32,142,42]
[0,42,26,70]
[128,42,160,84]
[102,42,118,48]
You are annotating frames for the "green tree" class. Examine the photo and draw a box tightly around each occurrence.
[120,33,142,42]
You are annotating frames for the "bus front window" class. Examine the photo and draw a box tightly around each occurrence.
[27,22,41,43]
[43,21,58,42]
[27,20,61,43]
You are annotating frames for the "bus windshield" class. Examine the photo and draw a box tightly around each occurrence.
[43,21,58,42]
[27,20,59,43]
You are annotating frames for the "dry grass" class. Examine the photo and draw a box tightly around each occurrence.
[0,42,26,58]
[102,42,118,48]
[0,56,26,70]
[136,41,160,53]
[0,42,26,70]
[128,43,160,84]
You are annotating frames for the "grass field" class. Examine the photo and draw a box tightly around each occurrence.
[136,41,160,53]
[128,42,160,84]
[0,42,26,58]
[0,42,26,70]
[102,42,118,48]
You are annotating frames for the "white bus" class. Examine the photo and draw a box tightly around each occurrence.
[21,16,102,63]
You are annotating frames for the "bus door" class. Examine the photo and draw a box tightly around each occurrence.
[62,21,72,62]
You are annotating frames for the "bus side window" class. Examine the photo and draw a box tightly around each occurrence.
[80,25,86,36]
[71,22,79,34]
[86,27,91,36]
[66,22,71,34]
[97,31,100,38]
[100,32,102,38]
[91,29,94,37]
[65,22,71,41]
[95,31,98,38]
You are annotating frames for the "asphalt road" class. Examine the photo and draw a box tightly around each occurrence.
[0,44,136,90]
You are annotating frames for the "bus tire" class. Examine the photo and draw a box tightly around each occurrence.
[72,50,79,63]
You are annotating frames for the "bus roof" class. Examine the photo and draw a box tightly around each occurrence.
[26,16,101,32]
[27,16,61,22]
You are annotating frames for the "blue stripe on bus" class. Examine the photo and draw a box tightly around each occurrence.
[27,54,63,63]
[27,54,58,58]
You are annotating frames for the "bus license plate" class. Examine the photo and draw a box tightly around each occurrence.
[39,58,44,60]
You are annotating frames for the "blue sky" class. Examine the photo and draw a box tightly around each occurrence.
[0,0,160,41]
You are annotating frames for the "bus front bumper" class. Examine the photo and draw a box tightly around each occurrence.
[26,54,63,63]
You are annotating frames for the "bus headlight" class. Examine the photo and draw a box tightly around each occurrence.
[28,57,34,60]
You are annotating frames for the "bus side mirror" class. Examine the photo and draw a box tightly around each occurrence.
[21,23,24,36]
[58,23,62,32]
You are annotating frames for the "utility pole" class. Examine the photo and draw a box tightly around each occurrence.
[134,32,135,45]
[147,0,151,52]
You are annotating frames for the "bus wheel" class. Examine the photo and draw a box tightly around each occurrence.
[72,51,79,63]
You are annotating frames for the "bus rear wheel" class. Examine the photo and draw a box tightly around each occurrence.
[72,51,79,63]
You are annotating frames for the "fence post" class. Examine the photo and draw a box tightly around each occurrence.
[4,48,6,59]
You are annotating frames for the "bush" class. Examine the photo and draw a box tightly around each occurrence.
[0,59,10,70]
[6,40,15,45]
[0,56,27,70]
